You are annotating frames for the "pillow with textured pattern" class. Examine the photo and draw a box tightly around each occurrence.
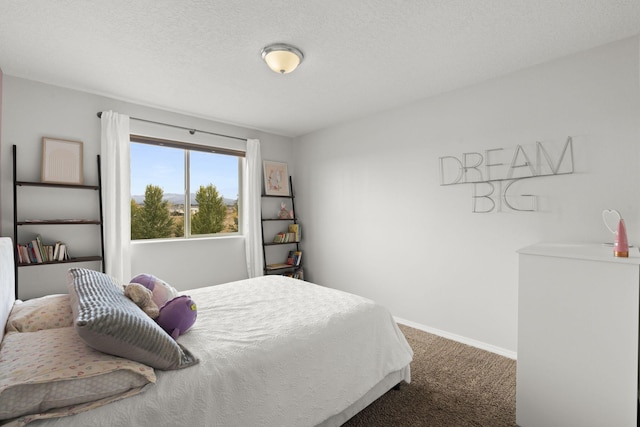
[67,268,198,370]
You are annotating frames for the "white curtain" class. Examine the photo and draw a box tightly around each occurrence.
[100,111,131,283]
[243,139,264,278]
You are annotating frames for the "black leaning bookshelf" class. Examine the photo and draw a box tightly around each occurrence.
[12,145,105,296]
[261,176,304,279]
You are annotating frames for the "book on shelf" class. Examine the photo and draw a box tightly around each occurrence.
[23,242,33,263]
[16,244,27,264]
[36,235,48,262]
[20,244,29,263]
[288,223,300,242]
[30,240,43,263]
[58,244,68,261]
[286,250,295,265]
[266,263,293,270]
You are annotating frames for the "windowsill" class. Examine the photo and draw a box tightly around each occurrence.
[131,234,244,245]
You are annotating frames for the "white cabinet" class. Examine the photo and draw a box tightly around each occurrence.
[517,243,640,427]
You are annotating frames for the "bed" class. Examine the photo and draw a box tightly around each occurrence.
[0,237,413,426]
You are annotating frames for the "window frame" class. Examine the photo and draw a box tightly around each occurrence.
[130,134,245,241]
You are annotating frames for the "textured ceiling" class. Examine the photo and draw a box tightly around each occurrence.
[1,1,639,137]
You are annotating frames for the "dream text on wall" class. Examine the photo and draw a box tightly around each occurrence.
[439,137,574,213]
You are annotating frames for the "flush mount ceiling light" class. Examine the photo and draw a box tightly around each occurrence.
[261,43,304,74]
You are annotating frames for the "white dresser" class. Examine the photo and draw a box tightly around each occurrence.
[517,243,640,427]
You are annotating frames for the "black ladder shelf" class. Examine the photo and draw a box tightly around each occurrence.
[12,144,105,296]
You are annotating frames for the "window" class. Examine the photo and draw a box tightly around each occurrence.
[130,135,243,240]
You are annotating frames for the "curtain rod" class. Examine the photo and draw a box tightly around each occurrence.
[96,112,248,142]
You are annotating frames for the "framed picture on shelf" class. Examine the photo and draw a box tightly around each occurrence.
[41,137,84,184]
[263,160,290,196]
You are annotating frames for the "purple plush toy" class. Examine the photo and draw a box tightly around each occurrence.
[156,295,198,339]
[129,273,179,309]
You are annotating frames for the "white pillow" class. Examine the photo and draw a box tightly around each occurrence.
[6,294,73,332]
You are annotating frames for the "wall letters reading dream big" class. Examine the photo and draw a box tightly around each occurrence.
[439,137,574,213]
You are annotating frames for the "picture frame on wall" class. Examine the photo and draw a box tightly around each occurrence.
[263,160,290,196]
[41,137,84,184]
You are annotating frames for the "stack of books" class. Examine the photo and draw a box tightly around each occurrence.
[288,223,300,241]
[284,269,304,280]
[273,223,301,243]
[286,250,303,267]
[16,235,69,264]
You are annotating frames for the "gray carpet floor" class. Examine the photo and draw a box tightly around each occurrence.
[343,324,517,426]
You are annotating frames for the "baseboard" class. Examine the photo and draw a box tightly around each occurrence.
[394,317,517,360]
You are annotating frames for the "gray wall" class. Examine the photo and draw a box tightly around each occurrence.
[1,76,294,299]
[293,36,640,356]
[3,36,639,357]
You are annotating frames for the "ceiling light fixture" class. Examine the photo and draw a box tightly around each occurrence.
[261,43,304,74]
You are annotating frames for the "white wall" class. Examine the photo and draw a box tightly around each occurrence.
[293,36,640,355]
[0,67,3,228]
[1,76,294,299]
[3,37,639,355]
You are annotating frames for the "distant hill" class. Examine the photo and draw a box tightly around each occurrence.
[132,193,236,206]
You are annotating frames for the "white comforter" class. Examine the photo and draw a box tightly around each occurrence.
[32,275,413,426]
